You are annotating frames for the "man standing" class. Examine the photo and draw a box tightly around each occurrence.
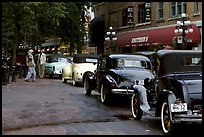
[37,49,46,79]
[25,49,36,82]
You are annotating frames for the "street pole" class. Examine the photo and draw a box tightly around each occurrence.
[174,13,193,50]
[104,26,117,54]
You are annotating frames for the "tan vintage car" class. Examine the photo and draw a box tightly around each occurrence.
[61,54,99,86]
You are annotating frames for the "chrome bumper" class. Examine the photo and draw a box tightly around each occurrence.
[111,88,134,95]
[173,114,202,123]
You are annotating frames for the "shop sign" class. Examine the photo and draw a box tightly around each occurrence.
[131,36,149,43]
[127,6,133,25]
[145,2,151,22]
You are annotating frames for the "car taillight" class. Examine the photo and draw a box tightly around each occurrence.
[191,99,202,115]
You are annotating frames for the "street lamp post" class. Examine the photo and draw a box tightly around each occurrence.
[174,13,193,49]
[105,26,117,54]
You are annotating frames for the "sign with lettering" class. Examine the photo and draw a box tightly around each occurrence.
[131,36,149,43]
[127,6,133,25]
[145,2,151,22]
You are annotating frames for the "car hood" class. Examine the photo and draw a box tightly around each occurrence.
[110,67,155,86]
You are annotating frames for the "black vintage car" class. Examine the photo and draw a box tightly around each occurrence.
[83,54,155,104]
[132,51,158,74]
[131,50,202,135]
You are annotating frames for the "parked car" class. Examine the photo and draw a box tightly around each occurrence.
[62,54,99,86]
[133,51,158,74]
[83,54,155,104]
[44,54,70,78]
[131,50,202,135]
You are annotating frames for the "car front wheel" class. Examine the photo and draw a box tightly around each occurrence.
[131,93,143,120]
[84,77,92,95]
[161,101,174,135]
[72,73,76,86]
[100,84,111,104]
[62,77,67,83]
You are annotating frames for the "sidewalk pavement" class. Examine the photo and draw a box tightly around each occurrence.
[2,78,162,135]
[3,119,162,135]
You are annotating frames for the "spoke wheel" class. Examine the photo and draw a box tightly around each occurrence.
[84,78,92,95]
[131,93,143,120]
[161,101,173,135]
[100,84,111,104]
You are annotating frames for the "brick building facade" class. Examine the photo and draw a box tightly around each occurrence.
[91,2,202,54]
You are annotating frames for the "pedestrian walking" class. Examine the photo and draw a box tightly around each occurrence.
[37,49,46,79]
[25,49,36,82]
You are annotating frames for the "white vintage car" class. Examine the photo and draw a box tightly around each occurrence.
[61,54,99,86]
[44,54,70,78]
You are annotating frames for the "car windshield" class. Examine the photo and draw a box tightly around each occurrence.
[117,58,149,69]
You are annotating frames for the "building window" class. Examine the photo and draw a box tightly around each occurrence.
[157,2,164,19]
[138,4,145,23]
[194,2,199,13]
[122,8,127,26]
[170,2,186,17]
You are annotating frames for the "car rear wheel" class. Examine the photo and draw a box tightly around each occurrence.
[100,84,111,104]
[161,101,174,135]
[131,93,143,120]
[84,78,92,95]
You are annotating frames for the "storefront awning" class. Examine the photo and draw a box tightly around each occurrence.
[116,24,201,47]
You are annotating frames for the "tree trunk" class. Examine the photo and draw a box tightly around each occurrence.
[12,4,21,68]
[77,41,83,54]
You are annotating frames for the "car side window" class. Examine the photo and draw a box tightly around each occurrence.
[141,60,147,68]
[184,57,202,66]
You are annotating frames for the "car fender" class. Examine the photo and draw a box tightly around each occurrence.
[83,71,95,83]
[133,84,150,111]
[62,65,72,78]
[105,75,117,87]
[155,89,176,118]
[72,67,80,79]
[98,75,115,93]
[83,71,96,89]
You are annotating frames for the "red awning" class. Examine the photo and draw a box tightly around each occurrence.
[116,24,201,47]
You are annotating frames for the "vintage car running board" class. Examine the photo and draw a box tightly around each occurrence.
[143,109,155,117]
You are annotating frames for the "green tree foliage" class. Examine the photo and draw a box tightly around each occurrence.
[2,2,94,66]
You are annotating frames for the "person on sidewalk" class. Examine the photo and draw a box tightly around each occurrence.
[25,49,36,82]
[37,49,46,79]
